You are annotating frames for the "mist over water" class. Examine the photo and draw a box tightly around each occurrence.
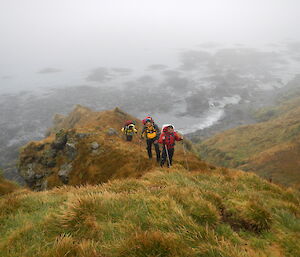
[1,0,300,181]
[1,0,300,92]
[0,0,300,140]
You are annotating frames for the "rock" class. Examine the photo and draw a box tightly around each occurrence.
[45,160,56,168]
[45,170,54,176]
[58,163,73,184]
[34,173,45,180]
[46,148,57,158]
[91,148,105,155]
[33,179,48,191]
[65,143,77,160]
[19,163,47,191]
[92,150,98,155]
[35,144,45,151]
[91,142,100,150]
[51,129,68,150]
[40,149,57,167]
[76,133,91,139]
[106,128,118,136]
[40,180,48,191]
[22,163,36,187]
[114,107,127,116]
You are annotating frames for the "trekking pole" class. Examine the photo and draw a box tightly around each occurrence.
[164,144,171,168]
[182,141,190,171]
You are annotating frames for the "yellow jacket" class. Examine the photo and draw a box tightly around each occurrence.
[121,125,137,135]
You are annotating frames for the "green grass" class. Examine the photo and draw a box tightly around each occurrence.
[0,168,299,256]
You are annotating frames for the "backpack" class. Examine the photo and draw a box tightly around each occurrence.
[123,124,136,135]
[144,124,157,139]
[161,131,176,148]
[162,124,175,133]
[124,120,134,126]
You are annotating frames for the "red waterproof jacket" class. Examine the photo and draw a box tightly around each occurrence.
[158,131,182,149]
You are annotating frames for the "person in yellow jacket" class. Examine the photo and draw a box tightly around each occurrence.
[141,117,161,162]
[121,122,137,141]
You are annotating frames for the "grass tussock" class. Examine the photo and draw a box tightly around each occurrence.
[223,200,272,232]
[117,231,193,257]
[0,167,300,256]
[41,235,101,257]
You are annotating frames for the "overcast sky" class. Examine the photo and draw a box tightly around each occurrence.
[1,0,300,88]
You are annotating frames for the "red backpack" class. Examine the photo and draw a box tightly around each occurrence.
[124,120,134,126]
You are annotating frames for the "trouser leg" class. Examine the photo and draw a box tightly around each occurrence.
[126,135,133,141]
[154,142,160,162]
[146,139,153,159]
[160,147,174,167]
[168,148,174,166]
[160,147,167,167]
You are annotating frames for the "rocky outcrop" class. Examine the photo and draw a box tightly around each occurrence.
[18,106,205,191]
[51,129,68,150]
[58,163,73,184]
[17,107,134,191]
[106,128,118,136]
[18,129,77,191]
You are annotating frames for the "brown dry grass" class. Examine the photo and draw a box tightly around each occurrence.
[198,95,300,188]
[0,175,19,196]
[19,106,207,190]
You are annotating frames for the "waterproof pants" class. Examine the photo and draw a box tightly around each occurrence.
[126,135,133,141]
[160,147,175,167]
[146,138,160,162]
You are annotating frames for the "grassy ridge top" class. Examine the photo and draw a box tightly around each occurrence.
[19,106,205,190]
[198,93,300,188]
[1,167,299,257]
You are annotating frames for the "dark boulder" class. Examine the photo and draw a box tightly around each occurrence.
[58,163,73,184]
[51,129,68,150]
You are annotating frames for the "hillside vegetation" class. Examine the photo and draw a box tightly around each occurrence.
[18,105,206,191]
[2,105,300,256]
[198,90,300,189]
[0,170,19,196]
[1,166,300,257]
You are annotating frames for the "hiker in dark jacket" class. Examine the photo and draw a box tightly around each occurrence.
[158,124,183,167]
[141,117,161,162]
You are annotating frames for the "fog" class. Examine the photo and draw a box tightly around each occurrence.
[1,0,300,92]
[1,0,300,181]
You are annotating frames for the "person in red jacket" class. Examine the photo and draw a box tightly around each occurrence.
[158,124,183,167]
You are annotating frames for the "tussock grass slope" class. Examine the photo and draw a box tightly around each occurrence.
[1,167,299,257]
[19,106,206,191]
[198,93,300,188]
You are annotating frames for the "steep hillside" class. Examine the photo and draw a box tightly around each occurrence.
[198,91,300,189]
[18,105,206,191]
[0,170,19,196]
[1,167,299,257]
[3,105,300,256]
